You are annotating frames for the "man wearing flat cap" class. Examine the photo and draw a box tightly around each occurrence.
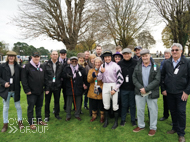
[0,51,24,132]
[118,48,137,127]
[22,52,47,130]
[59,49,68,111]
[62,56,88,121]
[132,49,160,136]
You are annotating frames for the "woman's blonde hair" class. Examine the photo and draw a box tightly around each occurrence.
[6,55,18,63]
[89,54,96,60]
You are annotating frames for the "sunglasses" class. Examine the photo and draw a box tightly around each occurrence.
[71,61,77,63]
[171,49,179,52]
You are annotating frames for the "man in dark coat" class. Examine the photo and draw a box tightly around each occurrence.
[59,49,69,111]
[0,51,24,132]
[44,51,63,122]
[161,43,190,142]
[22,52,47,130]
[63,56,88,121]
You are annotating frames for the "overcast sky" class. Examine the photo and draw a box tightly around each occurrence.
[0,0,166,53]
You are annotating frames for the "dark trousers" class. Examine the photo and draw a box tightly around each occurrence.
[27,94,44,125]
[163,95,169,118]
[45,88,61,117]
[66,95,82,118]
[84,92,88,107]
[62,85,67,110]
[91,99,104,111]
[120,90,136,122]
[167,93,187,136]
[89,98,92,116]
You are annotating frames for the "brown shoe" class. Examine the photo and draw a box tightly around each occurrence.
[66,118,71,121]
[179,136,185,142]
[37,121,47,125]
[18,121,24,130]
[100,111,104,123]
[167,129,176,134]
[133,127,144,132]
[75,117,81,121]
[90,111,97,122]
[148,129,156,136]
[1,123,8,132]
[30,124,36,130]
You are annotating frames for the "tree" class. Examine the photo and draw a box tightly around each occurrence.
[150,0,190,53]
[137,30,156,49]
[0,41,9,55]
[37,47,50,55]
[97,0,151,48]
[75,39,96,52]
[161,25,174,48]
[14,0,95,50]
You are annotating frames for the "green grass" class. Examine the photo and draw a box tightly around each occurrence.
[0,88,190,142]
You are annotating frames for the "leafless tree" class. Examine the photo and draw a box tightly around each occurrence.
[13,0,96,50]
[150,0,190,51]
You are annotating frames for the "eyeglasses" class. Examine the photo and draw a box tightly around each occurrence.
[171,49,179,52]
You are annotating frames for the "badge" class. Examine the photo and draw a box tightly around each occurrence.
[154,64,156,71]
[78,71,82,77]
[174,68,179,74]
[53,77,56,82]
[126,76,129,82]
[10,78,13,84]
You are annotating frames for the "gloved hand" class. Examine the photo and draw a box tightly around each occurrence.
[67,73,73,78]
[92,72,96,78]
[98,87,102,93]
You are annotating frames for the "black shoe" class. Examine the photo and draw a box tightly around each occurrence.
[112,111,118,129]
[120,120,126,126]
[55,115,62,120]
[131,121,137,126]
[84,106,89,110]
[160,117,168,121]
[135,118,137,121]
[45,117,49,122]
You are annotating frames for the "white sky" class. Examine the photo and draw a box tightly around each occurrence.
[0,0,166,53]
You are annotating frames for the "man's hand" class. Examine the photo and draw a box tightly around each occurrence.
[140,88,146,94]
[111,90,116,95]
[4,82,10,88]
[83,84,87,90]
[181,91,188,101]
[101,67,105,73]
[45,91,49,95]
[26,92,31,95]
[162,90,167,96]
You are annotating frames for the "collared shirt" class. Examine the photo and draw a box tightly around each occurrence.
[142,62,151,87]
[172,57,181,68]
[59,57,67,64]
[51,60,56,74]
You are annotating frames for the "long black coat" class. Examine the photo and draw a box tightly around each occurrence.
[0,62,21,102]
[62,64,88,96]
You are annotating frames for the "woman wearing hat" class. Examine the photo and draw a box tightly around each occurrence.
[0,51,24,132]
[113,52,123,64]
[96,50,124,129]
[87,57,104,123]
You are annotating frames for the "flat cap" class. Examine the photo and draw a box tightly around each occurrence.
[60,49,67,54]
[32,51,40,57]
[140,49,150,55]
[77,53,85,58]
[70,56,78,61]
[122,48,132,54]
[134,46,142,51]
[6,51,17,56]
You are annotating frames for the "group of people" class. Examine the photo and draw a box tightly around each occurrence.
[0,43,189,142]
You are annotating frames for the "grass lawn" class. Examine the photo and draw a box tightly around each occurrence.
[0,87,190,142]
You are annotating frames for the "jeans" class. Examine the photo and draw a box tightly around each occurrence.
[3,92,22,123]
[120,90,135,122]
